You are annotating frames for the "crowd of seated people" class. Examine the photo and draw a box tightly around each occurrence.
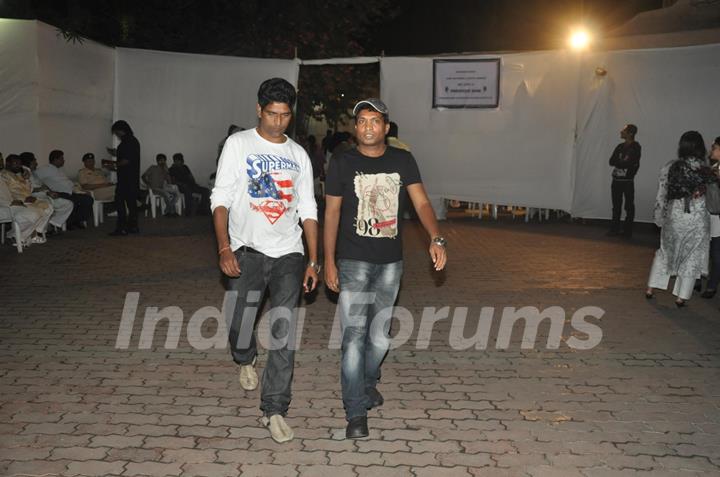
[0,150,100,247]
[1,139,240,249]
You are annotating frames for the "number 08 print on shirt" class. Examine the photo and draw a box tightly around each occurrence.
[353,172,402,238]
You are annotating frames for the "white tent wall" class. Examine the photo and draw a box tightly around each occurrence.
[380,52,581,212]
[0,20,41,160]
[35,22,115,175]
[0,20,114,173]
[114,48,299,185]
[571,43,720,222]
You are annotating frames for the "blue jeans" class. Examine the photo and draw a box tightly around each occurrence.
[226,249,304,417]
[338,259,403,420]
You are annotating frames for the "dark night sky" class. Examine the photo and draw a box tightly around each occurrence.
[372,0,664,55]
[1,0,665,57]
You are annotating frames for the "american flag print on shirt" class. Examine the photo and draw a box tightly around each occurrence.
[246,153,300,224]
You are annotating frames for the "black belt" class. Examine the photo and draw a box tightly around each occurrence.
[239,245,262,254]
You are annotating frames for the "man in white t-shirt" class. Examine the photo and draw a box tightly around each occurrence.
[211,78,319,444]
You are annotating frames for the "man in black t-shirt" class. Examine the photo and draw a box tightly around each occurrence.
[608,124,641,237]
[106,120,141,235]
[324,98,448,439]
[170,153,211,216]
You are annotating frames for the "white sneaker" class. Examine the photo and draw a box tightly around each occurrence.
[261,415,294,443]
[30,235,47,244]
[238,358,258,391]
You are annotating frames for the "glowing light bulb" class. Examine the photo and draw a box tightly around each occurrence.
[569,29,591,50]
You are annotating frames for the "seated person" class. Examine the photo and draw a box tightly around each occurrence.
[0,154,51,244]
[78,152,115,201]
[142,154,179,216]
[20,152,74,230]
[35,149,94,229]
[169,153,210,216]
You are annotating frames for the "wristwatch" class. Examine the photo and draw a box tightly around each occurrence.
[431,236,447,247]
[307,260,322,273]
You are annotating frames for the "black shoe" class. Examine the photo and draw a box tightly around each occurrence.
[345,416,368,439]
[701,289,717,299]
[675,299,687,308]
[645,292,654,300]
[366,388,384,410]
[108,229,128,236]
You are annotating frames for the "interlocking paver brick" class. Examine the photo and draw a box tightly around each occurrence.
[4,459,69,476]
[216,449,272,464]
[143,436,195,449]
[273,450,329,465]
[297,464,356,476]
[355,465,412,476]
[123,461,183,476]
[0,447,52,460]
[413,466,473,477]
[2,218,720,475]
[50,446,108,461]
[238,463,299,476]
[89,434,145,448]
[66,459,127,476]
[106,447,163,462]
[162,448,216,463]
[182,462,240,476]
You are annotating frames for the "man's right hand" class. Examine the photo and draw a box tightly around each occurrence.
[219,249,241,277]
[324,262,339,292]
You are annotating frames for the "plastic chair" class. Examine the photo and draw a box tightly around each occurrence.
[89,191,114,226]
[0,206,25,253]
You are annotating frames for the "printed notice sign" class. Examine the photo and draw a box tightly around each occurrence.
[433,59,500,109]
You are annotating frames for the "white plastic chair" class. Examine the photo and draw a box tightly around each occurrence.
[0,206,25,253]
[89,191,114,226]
[146,186,183,218]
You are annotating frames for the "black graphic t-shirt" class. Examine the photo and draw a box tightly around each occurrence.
[326,146,422,263]
[609,141,641,181]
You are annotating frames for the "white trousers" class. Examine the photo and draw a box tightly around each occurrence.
[48,197,73,228]
[647,256,696,300]
[34,193,73,228]
[6,205,47,243]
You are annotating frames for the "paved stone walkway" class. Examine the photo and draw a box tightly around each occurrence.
[1,216,719,476]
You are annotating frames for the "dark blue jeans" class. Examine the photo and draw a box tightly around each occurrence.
[337,259,403,420]
[708,237,720,291]
[226,249,304,417]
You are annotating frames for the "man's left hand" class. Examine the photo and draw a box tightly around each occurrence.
[429,243,447,271]
[303,267,319,293]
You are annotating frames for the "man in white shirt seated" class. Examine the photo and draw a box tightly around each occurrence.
[0,155,48,245]
[36,149,94,229]
[20,152,73,230]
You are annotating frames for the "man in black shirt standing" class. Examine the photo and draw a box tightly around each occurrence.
[324,98,448,439]
[107,120,140,236]
[608,124,641,238]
